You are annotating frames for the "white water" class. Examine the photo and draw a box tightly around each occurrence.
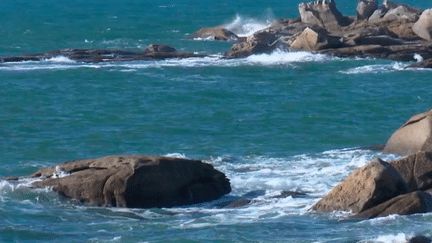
[224,13,273,37]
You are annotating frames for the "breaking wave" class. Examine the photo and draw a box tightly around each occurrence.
[224,12,273,37]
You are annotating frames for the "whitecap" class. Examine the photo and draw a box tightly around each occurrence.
[44,56,76,63]
[224,13,272,37]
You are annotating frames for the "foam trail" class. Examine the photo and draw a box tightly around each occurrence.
[340,62,409,74]
[247,50,330,65]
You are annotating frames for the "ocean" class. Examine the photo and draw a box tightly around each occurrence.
[1,0,432,242]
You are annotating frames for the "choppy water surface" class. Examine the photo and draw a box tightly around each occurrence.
[2,0,432,242]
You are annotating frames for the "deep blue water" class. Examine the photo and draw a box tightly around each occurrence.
[1,0,432,242]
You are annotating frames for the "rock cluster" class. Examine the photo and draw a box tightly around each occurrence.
[313,152,432,218]
[189,0,432,65]
[313,109,432,219]
[28,155,231,208]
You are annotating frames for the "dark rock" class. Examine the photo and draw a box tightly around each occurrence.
[189,27,239,41]
[357,0,378,21]
[390,152,432,192]
[30,155,231,208]
[384,110,432,156]
[144,44,176,53]
[0,47,206,64]
[298,0,353,32]
[410,58,432,68]
[354,191,432,219]
[409,236,432,243]
[413,9,432,41]
[226,30,279,58]
[312,158,408,213]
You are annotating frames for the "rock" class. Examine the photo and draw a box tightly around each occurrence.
[410,58,432,68]
[413,9,432,41]
[354,191,432,219]
[0,48,207,64]
[312,158,408,213]
[390,152,432,191]
[189,27,239,41]
[357,0,378,21]
[384,110,432,156]
[290,27,344,51]
[30,155,231,208]
[409,236,432,243]
[225,199,252,208]
[226,30,279,58]
[298,0,353,32]
[144,44,176,53]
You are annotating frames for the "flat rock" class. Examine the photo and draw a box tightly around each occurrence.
[189,27,239,41]
[312,158,408,213]
[30,155,231,208]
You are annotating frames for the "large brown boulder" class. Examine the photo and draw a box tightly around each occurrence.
[298,0,353,32]
[354,190,432,219]
[390,152,432,191]
[290,27,344,51]
[413,9,432,41]
[384,110,432,156]
[189,27,239,41]
[30,155,231,208]
[312,158,408,213]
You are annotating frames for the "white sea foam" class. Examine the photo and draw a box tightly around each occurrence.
[340,62,409,74]
[225,13,273,37]
[44,56,76,63]
[360,233,413,243]
[247,50,330,65]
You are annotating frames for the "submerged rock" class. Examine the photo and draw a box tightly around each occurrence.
[30,155,231,208]
[384,110,432,156]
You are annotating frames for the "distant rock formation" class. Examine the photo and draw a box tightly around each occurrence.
[27,155,231,208]
[0,44,206,63]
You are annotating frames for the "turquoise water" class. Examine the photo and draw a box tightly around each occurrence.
[2,0,432,242]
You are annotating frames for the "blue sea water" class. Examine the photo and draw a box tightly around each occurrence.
[1,0,432,242]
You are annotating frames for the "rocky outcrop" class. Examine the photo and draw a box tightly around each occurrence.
[226,30,280,58]
[29,155,231,208]
[313,151,432,219]
[189,27,240,41]
[311,158,408,213]
[298,0,353,32]
[383,110,432,156]
[0,44,206,63]
[413,9,432,41]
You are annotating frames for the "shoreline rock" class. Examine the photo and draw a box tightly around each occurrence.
[26,155,231,208]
